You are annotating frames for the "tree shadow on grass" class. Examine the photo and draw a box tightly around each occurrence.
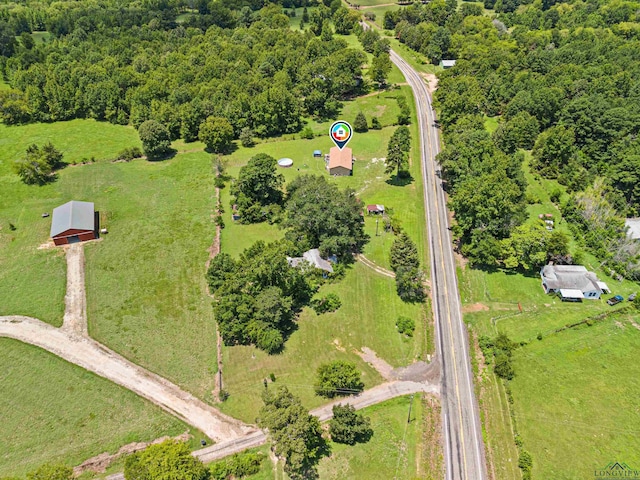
[385,174,414,187]
[147,148,178,162]
[204,142,238,156]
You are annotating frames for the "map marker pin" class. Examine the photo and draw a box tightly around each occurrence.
[329,121,353,150]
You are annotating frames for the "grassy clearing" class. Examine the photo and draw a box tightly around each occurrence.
[318,395,425,480]
[511,315,640,479]
[31,31,51,44]
[0,120,141,325]
[484,115,499,134]
[84,153,218,399]
[0,338,193,478]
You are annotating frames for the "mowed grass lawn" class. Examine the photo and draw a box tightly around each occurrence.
[511,315,640,479]
[0,338,192,477]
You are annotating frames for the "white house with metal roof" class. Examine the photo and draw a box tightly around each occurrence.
[540,265,610,301]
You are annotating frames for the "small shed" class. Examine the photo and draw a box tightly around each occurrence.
[313,150,322,158]
[367,204,385,215]
[50,201,96,246]
[440,59,456,69]
[327,146,353,176]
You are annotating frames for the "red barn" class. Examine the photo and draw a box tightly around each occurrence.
[50,201,96,246]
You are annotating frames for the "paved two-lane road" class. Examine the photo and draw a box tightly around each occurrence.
[389,50,488,480]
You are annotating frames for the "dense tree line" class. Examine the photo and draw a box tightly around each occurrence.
[391,0,640,274]
[0,3,371,139]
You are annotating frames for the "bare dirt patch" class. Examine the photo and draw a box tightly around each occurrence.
[74,432,192,475]
[61,243,87,335]
[356,346,394,380]
[628,319,640,331]
[332,338,346,353]
[462,303,490,314]
[422,73,438,96]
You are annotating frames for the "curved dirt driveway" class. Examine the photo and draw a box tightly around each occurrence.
[0,315,254,442]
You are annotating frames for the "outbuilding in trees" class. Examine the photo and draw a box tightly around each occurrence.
[50,201,96,246]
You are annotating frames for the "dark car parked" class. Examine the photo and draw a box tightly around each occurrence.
[607,295,624,306]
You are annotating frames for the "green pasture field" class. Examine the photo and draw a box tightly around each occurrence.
[0,120,141,325]
[84,153,219,400]
[511,314,640,479]
[459,143,640,479]
[318,395,425,479]
[0,338,193,477]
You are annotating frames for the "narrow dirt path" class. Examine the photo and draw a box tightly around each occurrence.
[61,244,87,335]
[0,315,254,442]
[357,254,396,278]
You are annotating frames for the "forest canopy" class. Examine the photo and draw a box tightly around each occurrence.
[0,1,367,140]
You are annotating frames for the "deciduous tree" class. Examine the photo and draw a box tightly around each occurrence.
[199,116,234,154]
[314,360,364,397]
[329,404,373,445]
[138,120,171,159]
[258,386,326,479]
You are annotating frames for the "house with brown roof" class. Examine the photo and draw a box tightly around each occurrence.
[326,146,353,176]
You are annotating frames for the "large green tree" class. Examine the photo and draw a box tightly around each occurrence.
[531,125,575,178]
[314,360,364,398]
[385,126,411,178]
[198,116,234,153]
[282,175,368,260]
[258,386,326,479]
[124,440,209,480]
[138,120,171,159]
[232,153,284,223]
[329,404,373,445]
[211,241,313,353]
[13,142,64,185]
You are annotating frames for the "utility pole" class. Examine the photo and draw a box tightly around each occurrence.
[376,218,379,236]
[407,393,415,423]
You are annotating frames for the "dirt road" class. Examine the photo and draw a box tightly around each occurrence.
[105,380,440,479]
[62,244,87,335]
[0,315,254,442]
